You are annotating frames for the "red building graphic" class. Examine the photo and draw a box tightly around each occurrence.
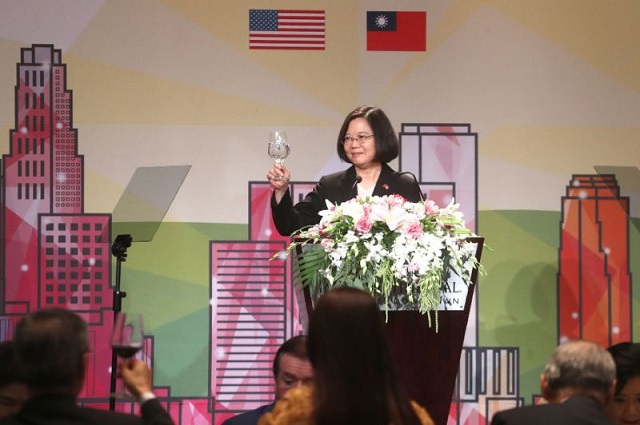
[558,174,632,346]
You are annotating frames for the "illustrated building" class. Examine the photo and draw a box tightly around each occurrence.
[558,174,632,346]
[209,240,292,422]
[453,347,520,424]
[0,43,213,423]
[0,43,114,397]
[398,124,479,345]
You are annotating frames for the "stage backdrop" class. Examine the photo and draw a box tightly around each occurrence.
[1,1,639,424]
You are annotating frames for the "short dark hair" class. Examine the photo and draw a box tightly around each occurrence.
[273,335,308,378]
[336,106,399,164]
[0,341,18,388]
[13,308,89,390]
[608,341,640,394]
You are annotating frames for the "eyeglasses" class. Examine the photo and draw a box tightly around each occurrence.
[342,134,374,146]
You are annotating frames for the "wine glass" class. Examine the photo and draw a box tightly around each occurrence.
[111,312,144,397]
[268,130,290,167]
[112,312,144,358]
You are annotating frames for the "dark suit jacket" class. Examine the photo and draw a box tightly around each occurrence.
[221,403,274,425]
[0,393,174,425]
[491,396,615,425]
[271,163,423,236]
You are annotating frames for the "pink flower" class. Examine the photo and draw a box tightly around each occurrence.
[404,222,424,239]
[387,194,406,208]
[355,204,373,233]
[424,199,440,216]
[355,214,372,234]
[320,238,334,249]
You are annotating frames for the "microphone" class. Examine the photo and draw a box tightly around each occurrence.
[396,171,425,202]
[352,175,362,189]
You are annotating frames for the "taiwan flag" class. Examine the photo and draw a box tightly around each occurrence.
[367,11,426,51]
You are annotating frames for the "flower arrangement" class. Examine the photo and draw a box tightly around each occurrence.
[285,194,482,327]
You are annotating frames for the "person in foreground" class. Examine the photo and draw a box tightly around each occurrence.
[0,341,28,419]
[0,307,174,425]
[491,339,616,425]
[258,287,434,425]
[606,341,640,425]
[267,105,423,236]
[222,335,313,425]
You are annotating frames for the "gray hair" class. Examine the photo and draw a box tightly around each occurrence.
[544,340,615,395]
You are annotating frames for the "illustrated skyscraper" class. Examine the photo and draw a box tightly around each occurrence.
[558,174,632,346]
[1,44,113,396]
[0,44,220,424]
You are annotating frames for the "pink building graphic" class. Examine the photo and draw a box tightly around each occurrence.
[1,43,114,397]
[0,45,213,421]
[209,240,292,423]
[558,174,632,346]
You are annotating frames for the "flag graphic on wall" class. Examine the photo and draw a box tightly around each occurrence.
[367,11,426,51]
[249,9,325,50]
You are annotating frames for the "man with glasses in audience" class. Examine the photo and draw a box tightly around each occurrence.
[223,335,313,425]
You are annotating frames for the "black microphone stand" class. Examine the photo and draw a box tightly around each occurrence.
[109,234,132,411]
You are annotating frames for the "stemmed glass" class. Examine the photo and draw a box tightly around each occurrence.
[267,131,290,177]
[111,312,144,397]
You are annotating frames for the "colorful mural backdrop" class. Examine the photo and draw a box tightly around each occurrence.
[1,2,639,425]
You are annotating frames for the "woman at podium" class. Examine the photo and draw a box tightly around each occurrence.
[267,105,423,236]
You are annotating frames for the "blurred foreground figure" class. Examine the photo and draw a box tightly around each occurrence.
[259,287,434,425]
[606,342,640,425]
[0,341,28,419]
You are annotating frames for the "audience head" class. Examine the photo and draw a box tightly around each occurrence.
[272,335,313,401]
[541,339,616,404]
[307,287,419,425]
[0,341,28,419]
[336,105,399,164]
[606,342,640,424]
[13,308,90,396]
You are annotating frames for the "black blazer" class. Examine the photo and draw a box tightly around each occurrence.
[491,396,615,425]
[271,163,423,236]
[0,393,174,425]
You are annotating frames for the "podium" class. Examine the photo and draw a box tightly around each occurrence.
[300,237,484,425]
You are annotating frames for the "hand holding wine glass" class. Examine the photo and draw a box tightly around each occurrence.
[268,131,290,180]
[111,313,144,397]
[119,357,154,401]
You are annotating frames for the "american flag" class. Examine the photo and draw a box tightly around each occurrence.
[249,9,325,50]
